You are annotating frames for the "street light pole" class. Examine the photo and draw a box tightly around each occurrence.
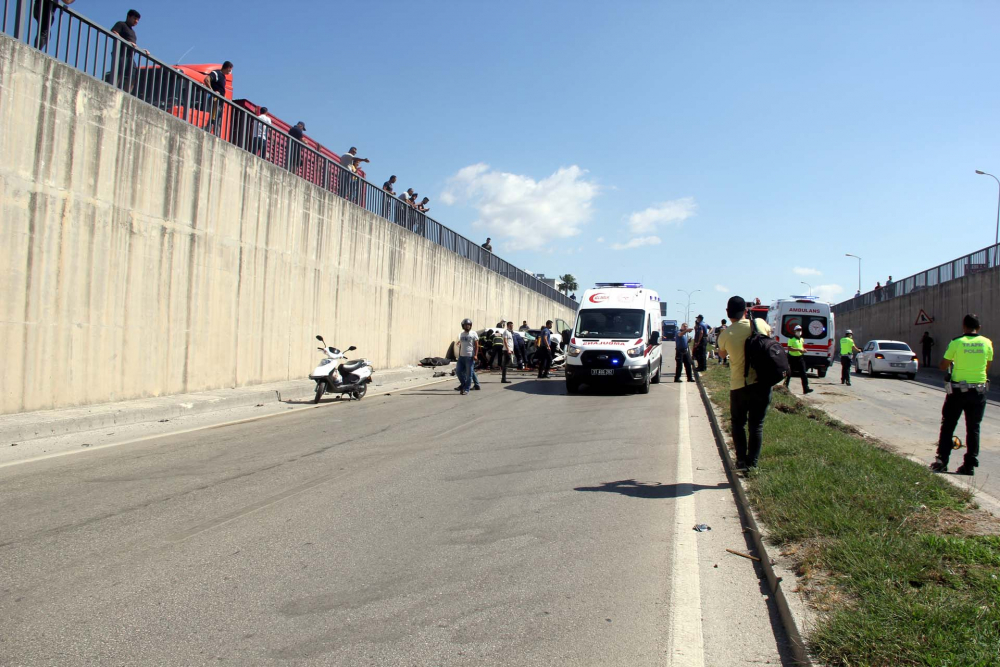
[675,303,686,323]
[677,288,700,326]
[845,254,862,295]
[800,281,812,295]
[975,170,1000,264]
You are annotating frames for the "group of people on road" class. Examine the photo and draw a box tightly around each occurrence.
[453,318,558,394]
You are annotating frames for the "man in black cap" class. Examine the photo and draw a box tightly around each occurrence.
[717,296,773,470]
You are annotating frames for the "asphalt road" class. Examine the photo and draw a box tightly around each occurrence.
[0,356,787,665]
[797,361,1000,504]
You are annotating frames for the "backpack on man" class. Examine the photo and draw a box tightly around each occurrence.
[743,318,789,387]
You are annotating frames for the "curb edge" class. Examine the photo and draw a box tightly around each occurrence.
[693,370,813,666]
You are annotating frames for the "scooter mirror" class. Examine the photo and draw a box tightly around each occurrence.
[315,335,324,342]
[347,346,357,352]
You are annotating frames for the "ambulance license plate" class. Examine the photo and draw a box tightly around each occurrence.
[890,363,905,367]
[591,369,615,376]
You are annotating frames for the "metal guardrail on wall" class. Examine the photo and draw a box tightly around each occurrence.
[833,243,1000,315]
[1,0,577,310]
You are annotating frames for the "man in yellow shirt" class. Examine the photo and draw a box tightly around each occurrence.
[930,314,993,475]
[784,325,814,395]
[718,296,773,470]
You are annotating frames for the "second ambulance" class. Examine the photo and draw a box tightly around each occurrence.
[766,296,836,377]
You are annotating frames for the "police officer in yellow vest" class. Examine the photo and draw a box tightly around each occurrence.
[489,327,505,370]
[839,330,861,386]
[930,314,994,475]
[784,325,814,394]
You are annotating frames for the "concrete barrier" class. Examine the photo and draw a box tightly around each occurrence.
[0,35,574,415]
[835,265,999,382]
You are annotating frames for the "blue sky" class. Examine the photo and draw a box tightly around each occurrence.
[97,0,1000,323]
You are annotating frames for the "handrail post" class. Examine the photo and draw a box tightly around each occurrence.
[109,34,121,89]
[12,0,29,41]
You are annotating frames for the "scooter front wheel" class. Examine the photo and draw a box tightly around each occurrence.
[351,382,368,401]
[314,383,326,404]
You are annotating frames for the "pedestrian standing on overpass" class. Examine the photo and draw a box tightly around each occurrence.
[501,321,515,383]
[930,314,993,475]
[32,0,76,51]
[783,325,814,394]
[839,330,861,385]
[674,323,694,382]
[456,318,478,395]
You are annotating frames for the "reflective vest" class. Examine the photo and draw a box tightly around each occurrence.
[787,336,805,357]
[944,334,994,384]
[492,330,504,347]
[839,337,855,356]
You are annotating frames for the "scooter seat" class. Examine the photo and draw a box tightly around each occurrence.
[338,360,366,375]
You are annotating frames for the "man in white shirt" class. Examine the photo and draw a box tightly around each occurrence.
[252,106,271,158]
[340,146,369,170]
[456,318,479,395]
[501,321,515,384]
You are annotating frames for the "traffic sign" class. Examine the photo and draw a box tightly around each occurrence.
[914,309,934,326]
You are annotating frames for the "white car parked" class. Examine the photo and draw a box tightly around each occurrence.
[855,340,919,379]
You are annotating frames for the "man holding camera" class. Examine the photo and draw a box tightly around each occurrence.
[930,314,993,475]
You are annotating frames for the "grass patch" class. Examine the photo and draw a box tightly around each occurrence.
[700,364,1000,666]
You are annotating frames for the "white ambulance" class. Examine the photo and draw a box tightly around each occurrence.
[564,283,664,393]
[766,296,836,377]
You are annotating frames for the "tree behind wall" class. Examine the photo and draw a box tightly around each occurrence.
[558,274,578,295]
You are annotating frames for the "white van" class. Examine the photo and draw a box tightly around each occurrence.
[564,283,664,393]
[766,296,836,378]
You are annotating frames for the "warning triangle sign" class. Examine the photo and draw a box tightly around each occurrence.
[915,309,934,326]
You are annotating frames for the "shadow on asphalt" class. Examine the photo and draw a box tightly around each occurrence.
[574,479,730,499]
[500,378,643,397]
[284,396,364,405]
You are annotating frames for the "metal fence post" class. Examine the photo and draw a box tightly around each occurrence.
[12,0,29,41]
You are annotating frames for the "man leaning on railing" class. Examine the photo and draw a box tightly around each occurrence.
[107,9,147,93]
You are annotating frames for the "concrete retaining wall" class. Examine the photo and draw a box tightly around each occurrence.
[835,265,999,382]
[0,35,574,415]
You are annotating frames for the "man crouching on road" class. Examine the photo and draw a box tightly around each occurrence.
[717,296,773,471]
[930,314,993,475]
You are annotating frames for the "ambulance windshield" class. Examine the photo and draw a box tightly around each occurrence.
[576,309,645,338]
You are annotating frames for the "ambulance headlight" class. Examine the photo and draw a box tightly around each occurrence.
[567,345,583,357]
[626,345,645,358]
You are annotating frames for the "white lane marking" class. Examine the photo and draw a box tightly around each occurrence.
[668,383,706,667]
[0,378,450,470]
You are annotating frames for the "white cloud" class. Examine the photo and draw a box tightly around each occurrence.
[440,163,599,251]
[715,284,730,293]
[627,197,697,234]
[611,236,661,251]
[596,237,605,243]
[793,267,822,277]
[813,284,844,302]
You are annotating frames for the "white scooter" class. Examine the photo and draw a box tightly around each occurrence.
[310,335,373,403]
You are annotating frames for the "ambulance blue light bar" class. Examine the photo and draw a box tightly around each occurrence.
[595,282,643,288]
